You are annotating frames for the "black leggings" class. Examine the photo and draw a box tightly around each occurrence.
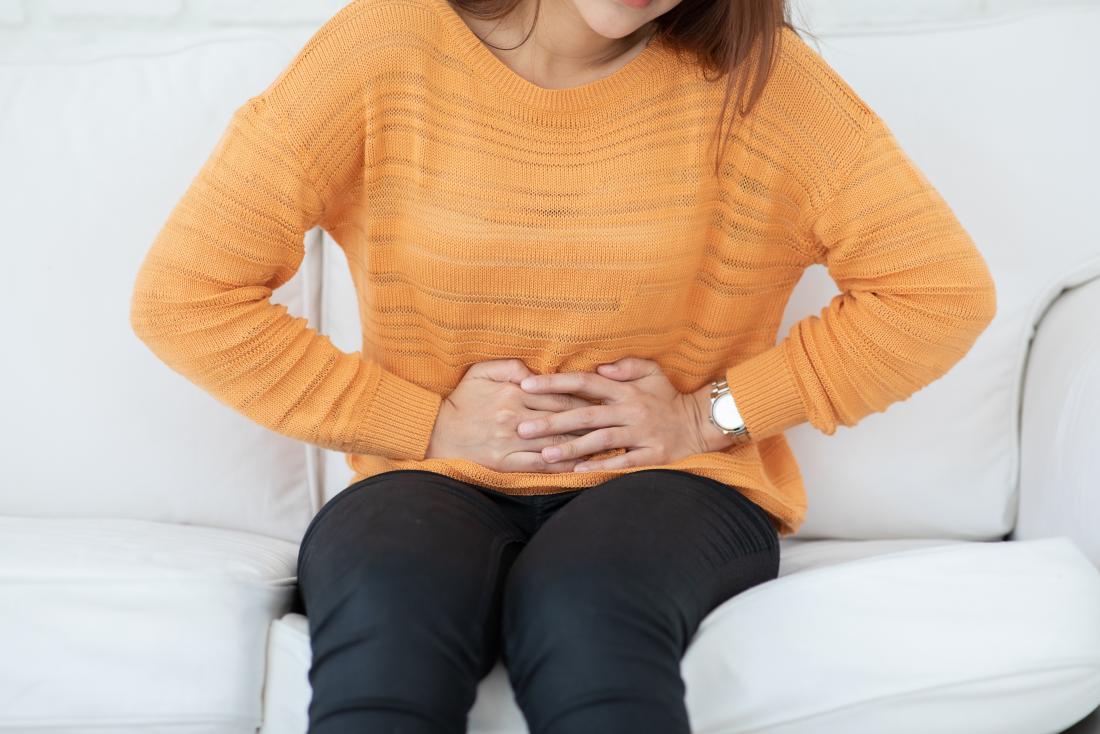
[292,467,780,734]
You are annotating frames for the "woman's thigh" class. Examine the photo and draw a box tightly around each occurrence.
[505,468,780,635]
[296,469,526,589]
[294,470,529,729]
[499,468,780,730]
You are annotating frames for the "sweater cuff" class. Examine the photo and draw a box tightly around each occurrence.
[724,343,808,442]
[357,369,444,461]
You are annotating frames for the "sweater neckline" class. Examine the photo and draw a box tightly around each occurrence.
[431,0,668,114]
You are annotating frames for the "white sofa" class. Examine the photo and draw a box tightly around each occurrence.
[3,1,1099,732]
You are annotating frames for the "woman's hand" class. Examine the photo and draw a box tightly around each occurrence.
[425,358,601,472]
[515,356,730,472]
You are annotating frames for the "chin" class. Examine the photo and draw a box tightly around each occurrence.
[573,0,656,39]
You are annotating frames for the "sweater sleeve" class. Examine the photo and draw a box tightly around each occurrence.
[722,111,998,442]
[129,3,443,460]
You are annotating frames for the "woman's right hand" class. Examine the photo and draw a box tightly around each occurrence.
[425,359,598,472]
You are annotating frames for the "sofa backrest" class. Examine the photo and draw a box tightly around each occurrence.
[0,29,323,542]
[4,1,1097,543]
[772,2,1100,539]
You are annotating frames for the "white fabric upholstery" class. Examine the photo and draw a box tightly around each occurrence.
[1011,267,1100,564]
[260,538,1100,734]
[2,2,1099,734]
[0,517,298,733]
[772,4,1100,539]
[0,32,323,542]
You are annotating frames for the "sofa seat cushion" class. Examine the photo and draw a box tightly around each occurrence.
[0,516,298,734]
[261,537,1100,734]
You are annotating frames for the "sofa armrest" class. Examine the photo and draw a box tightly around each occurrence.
[1009,271,1100,566]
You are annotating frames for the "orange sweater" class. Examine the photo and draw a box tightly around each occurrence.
[130,0,997,537]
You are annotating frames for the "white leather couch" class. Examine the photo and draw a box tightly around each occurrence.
[3,1,1099,732]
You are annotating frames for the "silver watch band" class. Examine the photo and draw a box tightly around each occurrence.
[709,378,751,445]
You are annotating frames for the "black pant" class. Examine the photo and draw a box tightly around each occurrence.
[293,468,780,734]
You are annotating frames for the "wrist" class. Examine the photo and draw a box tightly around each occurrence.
[424,395,455,460]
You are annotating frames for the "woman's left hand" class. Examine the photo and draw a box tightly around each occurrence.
[515,356,727,472]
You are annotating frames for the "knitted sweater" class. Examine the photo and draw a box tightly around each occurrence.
[129,0,997,537]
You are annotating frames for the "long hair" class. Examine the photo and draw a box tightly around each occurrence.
[445,0,817,177]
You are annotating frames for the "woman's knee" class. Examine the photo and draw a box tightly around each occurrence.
[500,561,690,732]
[296,474,523,706]
[502,553,686,680]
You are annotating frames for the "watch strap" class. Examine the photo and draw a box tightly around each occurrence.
[709,378,752,445]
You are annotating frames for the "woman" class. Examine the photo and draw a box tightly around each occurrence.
[130,0,998,730]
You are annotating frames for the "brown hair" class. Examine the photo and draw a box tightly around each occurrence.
[445,0,817,177]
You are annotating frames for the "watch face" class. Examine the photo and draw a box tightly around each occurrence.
[712,392,745,430]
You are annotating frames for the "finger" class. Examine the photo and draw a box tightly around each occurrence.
[595,357,658,381]
[518,414,601,438]
[519,391,599,413]
[516,402,626,440]
[574,448,656,472]
[538,426,633,464]
[516,433,595,453]
[473,358,535,383]
[519,371,629,403]
[499,450,587,474]
[516,405,601,439]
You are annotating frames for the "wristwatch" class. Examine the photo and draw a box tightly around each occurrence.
[708,378,752,446]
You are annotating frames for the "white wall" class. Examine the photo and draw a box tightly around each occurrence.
[790,0,1096,35]
[0,0,346,29]
[1,0,1097,36]
[2,0,1096,66]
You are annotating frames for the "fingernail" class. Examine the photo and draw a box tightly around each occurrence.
[575,464,590,472]
[517,421,534,435]
[543,447,561,460]
[521,378,537,389]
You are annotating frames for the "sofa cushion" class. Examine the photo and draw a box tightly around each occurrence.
[0,31,323,541]
[0,516,298,733]
[770,6,1100,539]
[1012,268,1100,566]
[261,537,1100,734]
